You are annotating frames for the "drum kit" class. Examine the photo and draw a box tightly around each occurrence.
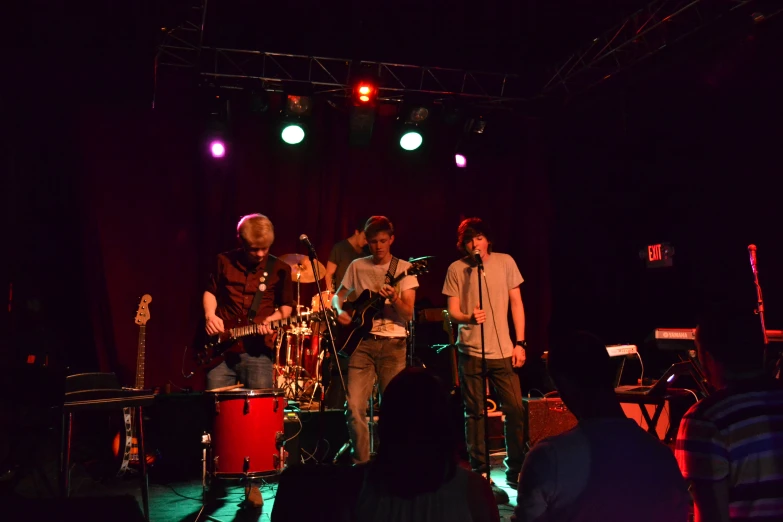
[273,253,335,404]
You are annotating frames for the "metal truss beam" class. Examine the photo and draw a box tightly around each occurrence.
[198,48,525,106]
[155,0,207,70]
[153,1,525,109]
[541,0,767,96]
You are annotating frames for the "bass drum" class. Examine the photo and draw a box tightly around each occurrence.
[206,389,286,477]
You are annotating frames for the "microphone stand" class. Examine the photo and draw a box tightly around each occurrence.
[306,243,348,463]
[748,245,775,377]
[476,255,492,485]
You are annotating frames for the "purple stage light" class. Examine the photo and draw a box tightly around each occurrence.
[455,154,467,168]
[210,141,226,158]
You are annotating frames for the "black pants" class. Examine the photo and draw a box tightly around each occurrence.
[458,352,525,481]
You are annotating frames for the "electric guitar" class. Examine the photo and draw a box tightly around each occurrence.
[335,258,430,357]
[112,294,156,476]
[194,311,328,370]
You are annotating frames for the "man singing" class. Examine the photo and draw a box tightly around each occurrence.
[442,217,527,490]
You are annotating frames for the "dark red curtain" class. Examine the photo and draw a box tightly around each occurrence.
[77,104,552,391]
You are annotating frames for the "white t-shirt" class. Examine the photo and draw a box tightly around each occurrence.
[514,418,690,522]
[442,253,523,359]
[342,256,419,338]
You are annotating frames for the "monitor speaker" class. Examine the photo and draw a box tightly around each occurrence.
[522,397,578,450]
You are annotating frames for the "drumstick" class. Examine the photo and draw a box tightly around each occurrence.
[207,383,245,393]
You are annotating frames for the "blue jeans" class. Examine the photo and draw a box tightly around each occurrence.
[458,352,525,481]
[345,337,407,464]
[206,353,274,389]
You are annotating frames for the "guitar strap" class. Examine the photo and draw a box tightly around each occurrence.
[385,256,399,286]
[378,257,400,323]
[248,256,277,322]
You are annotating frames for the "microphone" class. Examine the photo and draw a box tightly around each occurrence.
[749,244,758,274]
[300,234,318,259]
[473,249,483,269]
[333,441,352,464]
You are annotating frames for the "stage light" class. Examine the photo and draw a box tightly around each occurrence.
[354,82,377,105]
[407,107,430,123]
[281,124,305,145]
[400,130,423,151]
[466,117,487,134]
[209,140,226,158]
[455,154,467,168]
[285,95,312,116]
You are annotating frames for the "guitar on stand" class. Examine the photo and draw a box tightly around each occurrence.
[442,309,496,410]
[113,294,156,476]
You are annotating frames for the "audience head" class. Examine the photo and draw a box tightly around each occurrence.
[373,367,457,495]
[696,302,766,386]
[547,330,618,419]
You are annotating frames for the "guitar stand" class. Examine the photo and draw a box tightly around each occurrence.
[302,350,325,408]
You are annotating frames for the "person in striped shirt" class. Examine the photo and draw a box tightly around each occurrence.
[675,303,783,522]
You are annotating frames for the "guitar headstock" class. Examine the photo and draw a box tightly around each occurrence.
[442,310,455,345]
[406,257,432,277]
[135,294,152,326]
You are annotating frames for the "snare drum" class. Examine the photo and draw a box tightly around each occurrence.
[207,389,286,477]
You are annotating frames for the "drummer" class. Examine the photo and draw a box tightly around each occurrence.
[324,217,369,294]
[321,217,368,410]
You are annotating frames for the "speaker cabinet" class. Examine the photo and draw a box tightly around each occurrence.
[522,397,578,450]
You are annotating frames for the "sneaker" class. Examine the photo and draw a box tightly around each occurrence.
[245,485,264,508]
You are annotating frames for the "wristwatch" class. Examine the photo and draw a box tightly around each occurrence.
[515,340,528,348]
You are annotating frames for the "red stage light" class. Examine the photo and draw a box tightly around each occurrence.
[354,83,376,104]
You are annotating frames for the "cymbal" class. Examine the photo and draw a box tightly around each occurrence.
[278,253,326,283]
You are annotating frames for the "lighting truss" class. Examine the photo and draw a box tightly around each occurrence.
[153,1,525,109]
[541,0,762,96]
[155,0,207,70]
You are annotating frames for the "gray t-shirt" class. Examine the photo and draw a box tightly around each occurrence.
[329,239,368,292]
[442,252,523,359]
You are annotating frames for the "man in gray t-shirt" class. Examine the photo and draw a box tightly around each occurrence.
[442,217,527,489]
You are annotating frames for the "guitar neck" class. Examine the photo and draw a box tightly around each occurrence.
[226,315,308,340]
[135,325,146,389]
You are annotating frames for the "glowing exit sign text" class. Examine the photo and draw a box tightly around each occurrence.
[641,243,674,268]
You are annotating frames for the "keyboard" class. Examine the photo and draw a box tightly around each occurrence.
[606,344,638,357]
[655,328,783,343]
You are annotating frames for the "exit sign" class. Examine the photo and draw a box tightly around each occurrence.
[642,243,674,268]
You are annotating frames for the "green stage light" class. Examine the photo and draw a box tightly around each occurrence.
[281,124,305,145]
[399,130,423,151]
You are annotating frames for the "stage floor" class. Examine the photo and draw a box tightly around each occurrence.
[9,455,517,522]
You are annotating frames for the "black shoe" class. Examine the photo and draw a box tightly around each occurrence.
[491,484,510,505]
[506,477,519,490]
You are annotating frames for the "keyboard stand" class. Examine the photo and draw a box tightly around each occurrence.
[614,389,692,442]
[60,375,155,521]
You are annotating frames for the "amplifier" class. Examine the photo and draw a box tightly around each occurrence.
[522,397,578,450]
